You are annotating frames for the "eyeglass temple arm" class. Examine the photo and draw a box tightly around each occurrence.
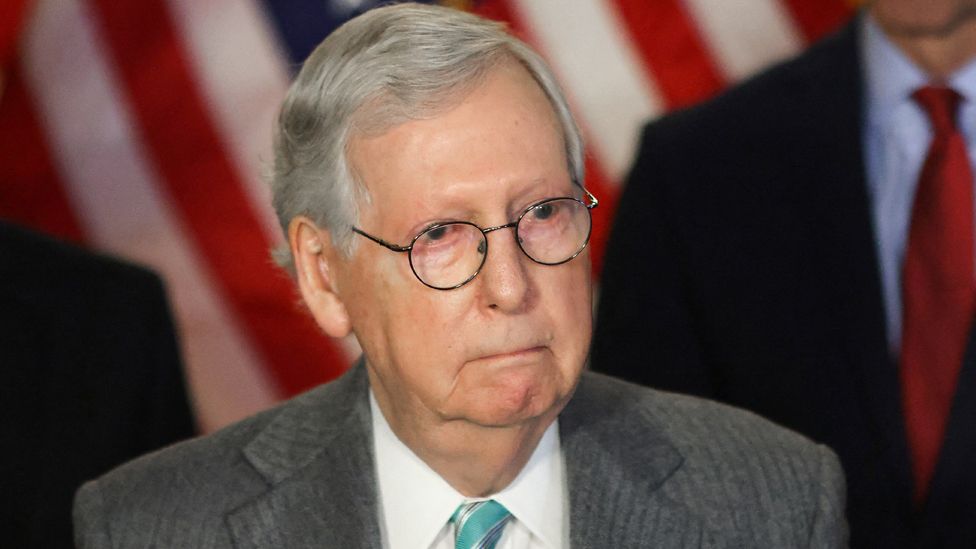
[351,227,411,252]
[581,187,599,209]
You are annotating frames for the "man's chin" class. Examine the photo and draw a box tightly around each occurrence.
[457,386,569,429]
[447,359,578,426]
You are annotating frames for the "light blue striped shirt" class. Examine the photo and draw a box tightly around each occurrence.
[861,14,976,355]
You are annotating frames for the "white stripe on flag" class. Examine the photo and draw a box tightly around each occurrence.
[511,0,664,182]
[164,0,289,247]
[682,0,802,82]
[166,0,363,365]
[22,0,279,432]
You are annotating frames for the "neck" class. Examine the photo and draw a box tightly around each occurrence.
[873,7,976,79]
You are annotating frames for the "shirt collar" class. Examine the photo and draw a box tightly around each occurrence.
[862,13,976,122]
[490,415,564,548]
[861,13,928,130]
[949,51,976,104]
[370,390,565,549]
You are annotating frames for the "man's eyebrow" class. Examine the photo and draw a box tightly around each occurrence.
[400,207,480,239]
[509,178,575,206]
[390,175,571,236]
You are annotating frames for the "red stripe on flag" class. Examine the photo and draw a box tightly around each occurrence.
[780,0,853,42]
[474,0,620,277]
[609,0,726,109]
[472,0,528,38]
[0,61,86,243]
[87,0,346,395]
[583,155,618,277]
[0,0,32,66]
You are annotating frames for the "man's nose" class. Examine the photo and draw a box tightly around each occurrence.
[478,225,532,312]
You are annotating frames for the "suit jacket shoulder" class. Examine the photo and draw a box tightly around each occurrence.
[638,18,861,160]
[1,222,196,548]
[74,364,381,549]
[563,372,847,548]
[0,221,165,305]
[591,19,875,395]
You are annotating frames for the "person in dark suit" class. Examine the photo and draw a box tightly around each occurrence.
[0,220,196,548]
[593,1,976,547]
[73,4,846,548]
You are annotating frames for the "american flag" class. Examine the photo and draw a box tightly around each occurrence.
[0,0,853,432]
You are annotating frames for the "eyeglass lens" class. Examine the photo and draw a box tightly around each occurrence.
[408,197,591,289]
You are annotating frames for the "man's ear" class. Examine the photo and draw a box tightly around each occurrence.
[289,216,352,338]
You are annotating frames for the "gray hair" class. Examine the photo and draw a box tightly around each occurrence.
[270,2,584,269]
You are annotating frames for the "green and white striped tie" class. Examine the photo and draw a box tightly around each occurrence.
[451,500,512,549]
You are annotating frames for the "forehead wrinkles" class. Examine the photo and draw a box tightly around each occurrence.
[346,63,568,228]
[343,79,484,222]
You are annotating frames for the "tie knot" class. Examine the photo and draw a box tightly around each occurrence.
[913,85,963,134]
[451,500,512,549]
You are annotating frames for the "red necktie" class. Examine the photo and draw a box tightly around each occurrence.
[901,86,976,504]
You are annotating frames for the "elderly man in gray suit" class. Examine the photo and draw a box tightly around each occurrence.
[73,4,847,548]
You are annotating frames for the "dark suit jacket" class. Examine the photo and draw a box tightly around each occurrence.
[592,18,976,549]
[0,221,196,547]
[74,363,847,548]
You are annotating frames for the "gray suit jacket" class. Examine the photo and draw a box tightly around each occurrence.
[74,365,847,548]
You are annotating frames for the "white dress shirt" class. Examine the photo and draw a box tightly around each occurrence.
[861,14,976,355]
[370,391,569,549]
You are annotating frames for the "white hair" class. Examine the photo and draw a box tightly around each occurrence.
[270,2,584,270]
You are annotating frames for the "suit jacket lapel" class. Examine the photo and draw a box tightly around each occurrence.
[921,325,976,542]
[796,17,913,505]
[560,373,717,548]
[227,362,382,549]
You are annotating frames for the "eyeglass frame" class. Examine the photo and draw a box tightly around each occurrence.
[351,187,599,290]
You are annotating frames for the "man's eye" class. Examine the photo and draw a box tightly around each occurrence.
[425,226,449,241]
[532,203,555,220]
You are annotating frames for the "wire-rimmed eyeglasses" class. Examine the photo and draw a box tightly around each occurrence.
[352,188,598,290]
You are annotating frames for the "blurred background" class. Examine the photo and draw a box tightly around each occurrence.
[0,0,855,433]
